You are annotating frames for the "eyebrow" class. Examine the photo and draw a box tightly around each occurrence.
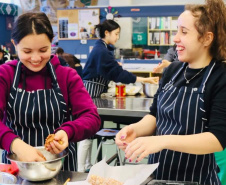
[181,26,190,31]
[23,46,49,50]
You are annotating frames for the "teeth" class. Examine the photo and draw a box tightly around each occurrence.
[177,47,184,51]
[31,62,40,65]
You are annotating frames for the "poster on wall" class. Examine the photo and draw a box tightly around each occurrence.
[57,9,99,40]
[68,23,78,39]
[59,17,68,38]
[78,9,99,39]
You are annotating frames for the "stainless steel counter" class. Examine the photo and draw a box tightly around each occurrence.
[93,96,153,120]
[16,171,87,185]
[15,171,198,185]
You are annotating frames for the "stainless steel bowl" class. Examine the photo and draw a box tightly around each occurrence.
[7,146,68,181]
[0,172,17,184]
[143,84,159,98]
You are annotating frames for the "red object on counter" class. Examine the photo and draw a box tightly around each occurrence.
[0,162,19,175]
[115,84,126,97]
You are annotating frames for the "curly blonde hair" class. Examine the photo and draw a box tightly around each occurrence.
[185,0,226,61]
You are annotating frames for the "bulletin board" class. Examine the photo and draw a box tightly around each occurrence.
[57,9,100,40]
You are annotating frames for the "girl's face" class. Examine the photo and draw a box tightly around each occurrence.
[173,10,209,65]
[104,28,120,45]
[12,34,51,72]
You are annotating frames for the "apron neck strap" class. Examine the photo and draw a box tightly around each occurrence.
[198,59,216,93]
[12,59,59,90]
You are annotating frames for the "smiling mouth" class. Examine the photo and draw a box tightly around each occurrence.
[30,61,41,66]
[176,46,184,51]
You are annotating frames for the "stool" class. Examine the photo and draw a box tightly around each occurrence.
[93,128,123,166]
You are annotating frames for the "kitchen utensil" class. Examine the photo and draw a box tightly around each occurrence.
[143,83,159,98]
[0,172,17,184]
[7,146,68,181]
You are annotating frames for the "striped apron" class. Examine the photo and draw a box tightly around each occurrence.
[2,61,77,171]
[149,60,221,184]
[83,76,109,98]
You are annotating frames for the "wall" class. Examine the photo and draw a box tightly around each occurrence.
[58,5,184,63]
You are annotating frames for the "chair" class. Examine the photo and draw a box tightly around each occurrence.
[93,128,123,166]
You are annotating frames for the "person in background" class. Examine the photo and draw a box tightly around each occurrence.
[78,19,159,173]
[55,47,83,78]
[0,47,11,64]
[152,44,178,73]
[116,0,226,184]
[0,12,100,171]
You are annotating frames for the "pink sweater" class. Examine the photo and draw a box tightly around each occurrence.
[0,55,101,152]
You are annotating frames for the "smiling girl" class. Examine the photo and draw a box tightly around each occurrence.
[116,0,226,184]
[0,12,101,171]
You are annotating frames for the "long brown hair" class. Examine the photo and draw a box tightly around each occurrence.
[185,0,226,61]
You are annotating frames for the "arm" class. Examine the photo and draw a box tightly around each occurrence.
[0,64,19,152]
[99,52,158,84]
[125,132,222,162]
[56,69,101,142]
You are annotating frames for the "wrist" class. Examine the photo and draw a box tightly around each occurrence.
[11,138,22,154]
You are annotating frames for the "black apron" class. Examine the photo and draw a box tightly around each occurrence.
[149,60,221,185]
[2,61,77,171]
[83,76,109,98]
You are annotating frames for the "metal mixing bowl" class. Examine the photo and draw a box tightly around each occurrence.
[0,172,17,184]
[6,146,68,181]
[143,83,159,98]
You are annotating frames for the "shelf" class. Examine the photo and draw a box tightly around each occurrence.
[149,44,174,46]
[147,16,178,46]
[148,29,171,31]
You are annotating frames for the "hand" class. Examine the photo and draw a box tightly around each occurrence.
[144,77,159,84]
[11,139,46,162]
[118,62,123,66]
[46,130,69,154]
[153,60,171,73]
[125,136,165,163]
[115,125,137,151]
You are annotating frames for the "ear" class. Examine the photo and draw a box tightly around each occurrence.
[104,30,109,38]
[11,39,17,51]
[203,32,214,47]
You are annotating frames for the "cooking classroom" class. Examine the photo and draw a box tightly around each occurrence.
[0,0,226,184]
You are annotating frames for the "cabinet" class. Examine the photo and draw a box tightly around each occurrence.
[147,16,178,46]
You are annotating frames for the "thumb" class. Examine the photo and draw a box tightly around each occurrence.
[120,126,133,140]
[37,150,46,161]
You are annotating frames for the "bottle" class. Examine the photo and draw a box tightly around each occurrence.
[154,49,158,59]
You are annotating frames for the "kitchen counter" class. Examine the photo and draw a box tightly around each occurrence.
[15,171,199,185]
[16,171,88,185]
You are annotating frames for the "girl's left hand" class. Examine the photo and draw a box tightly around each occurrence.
[125,136,165,163]
[46,130,69,154]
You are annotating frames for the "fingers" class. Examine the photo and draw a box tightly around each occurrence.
[124,138,150,163]
[46,139,65,154]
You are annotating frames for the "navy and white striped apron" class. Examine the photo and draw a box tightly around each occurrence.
[149,60,221,184]
[2,61,77,171]
[83,76,109,98]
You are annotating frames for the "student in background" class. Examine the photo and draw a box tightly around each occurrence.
[116,0,226,184]
[152,44,178,73]
[0,12,100,171]
[0,47,11,64]
[78,19,159,173]
[55,47,83,78]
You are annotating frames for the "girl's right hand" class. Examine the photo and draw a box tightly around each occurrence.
[11,138,46,162]
[115,125,137,151]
